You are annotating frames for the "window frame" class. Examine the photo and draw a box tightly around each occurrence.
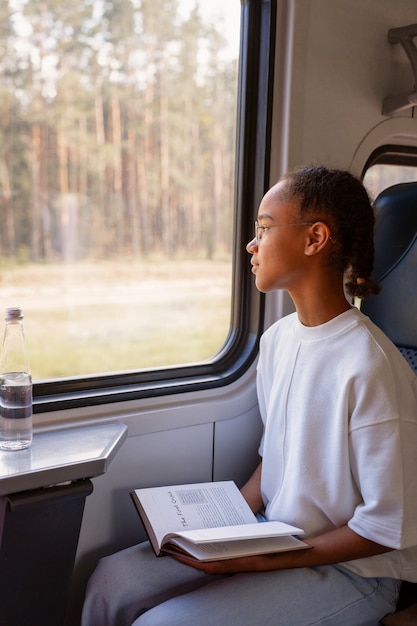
[33,0,277,413]
[362,145,417,176]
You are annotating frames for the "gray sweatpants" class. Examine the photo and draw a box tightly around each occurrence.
[81,542,400,626]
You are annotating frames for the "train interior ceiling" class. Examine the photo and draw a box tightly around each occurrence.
[2,0,417,625]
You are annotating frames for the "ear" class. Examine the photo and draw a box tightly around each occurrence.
[304,222,332,256]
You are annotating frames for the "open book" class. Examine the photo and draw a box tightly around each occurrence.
[131,480,310,562]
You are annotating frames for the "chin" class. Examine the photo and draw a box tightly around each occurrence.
[255,281,270,293]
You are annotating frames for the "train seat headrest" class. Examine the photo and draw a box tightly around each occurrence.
[360,181,417,367]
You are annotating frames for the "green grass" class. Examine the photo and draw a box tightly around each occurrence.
[0,258,232,381]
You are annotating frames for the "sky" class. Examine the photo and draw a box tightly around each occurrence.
[10,0,241,52]
[179,0,239,23]
[179,0,241,54]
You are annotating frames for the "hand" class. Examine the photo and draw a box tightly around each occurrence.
[172,525,392,575]
[172,553,275,575]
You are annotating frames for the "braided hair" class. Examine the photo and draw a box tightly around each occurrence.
[281,165,381,299]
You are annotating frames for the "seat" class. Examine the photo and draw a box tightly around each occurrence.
[361,181,417,371]
[360,181,417,625]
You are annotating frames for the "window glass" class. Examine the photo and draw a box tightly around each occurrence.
[363,163,417,199]
[2,1,240,381]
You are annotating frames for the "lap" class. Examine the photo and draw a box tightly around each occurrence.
[82,541,400,626]
[134,564,399,626]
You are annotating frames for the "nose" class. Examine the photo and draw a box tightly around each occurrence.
[246,237,258,253]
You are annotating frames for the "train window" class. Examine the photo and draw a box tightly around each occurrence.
[2,1,274,410]
[363,147,417,197]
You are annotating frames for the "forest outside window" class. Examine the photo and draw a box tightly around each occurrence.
[1,1,240,382]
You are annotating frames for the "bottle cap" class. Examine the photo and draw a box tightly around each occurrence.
[5,307,24,321]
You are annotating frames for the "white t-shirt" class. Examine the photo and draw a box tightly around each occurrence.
[257,307,417,580]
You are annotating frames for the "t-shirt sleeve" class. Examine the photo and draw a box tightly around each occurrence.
[348,364,417,550]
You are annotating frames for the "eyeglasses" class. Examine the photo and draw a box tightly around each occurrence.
[254,220,315,244]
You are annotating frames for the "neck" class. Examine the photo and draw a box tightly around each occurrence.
[289,277,352,327]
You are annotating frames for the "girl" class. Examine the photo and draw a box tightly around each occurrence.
[82,166,417,626]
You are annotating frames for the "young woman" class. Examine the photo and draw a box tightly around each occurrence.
[82,166,417,626]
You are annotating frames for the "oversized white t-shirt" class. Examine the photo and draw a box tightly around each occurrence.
[257,307,417,580]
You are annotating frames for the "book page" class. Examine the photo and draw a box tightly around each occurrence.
[132,481,256,551]
[168,521,304,544]
[163,534,310,562]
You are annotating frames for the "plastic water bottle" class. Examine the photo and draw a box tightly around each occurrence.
[0,307,33,450]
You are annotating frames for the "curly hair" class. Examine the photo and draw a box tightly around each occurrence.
[281,165,380,299]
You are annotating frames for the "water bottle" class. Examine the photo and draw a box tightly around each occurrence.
[0,307,33,450]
